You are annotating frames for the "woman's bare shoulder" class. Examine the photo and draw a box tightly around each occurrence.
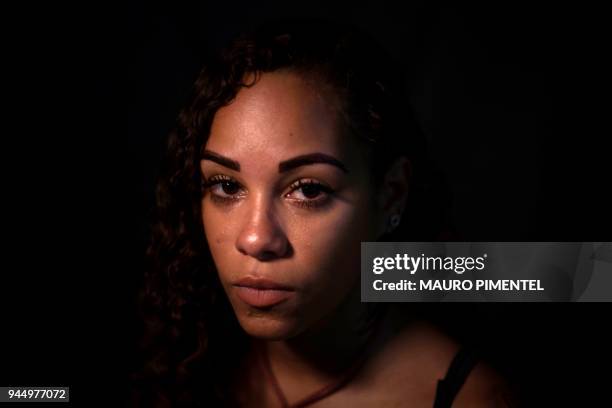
[354,317,462,404]
[387,318,463,378]
[362,313,519,407]
[452,360,521,407]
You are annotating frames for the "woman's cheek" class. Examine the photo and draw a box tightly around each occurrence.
[202,207,236,276]
[295,201,369,284]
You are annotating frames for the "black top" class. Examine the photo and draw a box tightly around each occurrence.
[432,346,480,408]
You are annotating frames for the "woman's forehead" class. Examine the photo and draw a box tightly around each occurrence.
[206,71,351,165]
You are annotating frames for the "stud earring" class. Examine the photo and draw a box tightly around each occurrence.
[387,213,401,232]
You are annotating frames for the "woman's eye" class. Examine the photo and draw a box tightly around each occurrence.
[286,179,334,208]
[294,183,323,199]
[215,181,241,196]
[202,176,244,202]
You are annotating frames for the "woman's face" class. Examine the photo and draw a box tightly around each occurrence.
[201,71,384,340]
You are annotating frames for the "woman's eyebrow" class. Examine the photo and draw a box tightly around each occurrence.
[201,150,240,171]
[201,150,349,173]
[279,153,349,173]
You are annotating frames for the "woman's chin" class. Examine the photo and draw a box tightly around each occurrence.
[236,314,302,340]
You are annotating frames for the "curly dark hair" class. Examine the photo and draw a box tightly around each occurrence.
[131,17,454,407]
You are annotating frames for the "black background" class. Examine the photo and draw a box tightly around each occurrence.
[2,1,610,406]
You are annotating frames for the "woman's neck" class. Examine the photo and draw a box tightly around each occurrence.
[254,285,391,400]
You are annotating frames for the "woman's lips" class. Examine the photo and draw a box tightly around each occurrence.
[233,277,294,308]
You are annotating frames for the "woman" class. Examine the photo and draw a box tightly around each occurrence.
[133,18,517,407]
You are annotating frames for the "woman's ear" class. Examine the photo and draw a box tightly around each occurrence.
[376,156,412,233]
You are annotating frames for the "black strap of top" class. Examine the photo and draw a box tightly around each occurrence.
[432,346,480,408]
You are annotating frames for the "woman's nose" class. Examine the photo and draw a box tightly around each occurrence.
[235,198,290,261]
